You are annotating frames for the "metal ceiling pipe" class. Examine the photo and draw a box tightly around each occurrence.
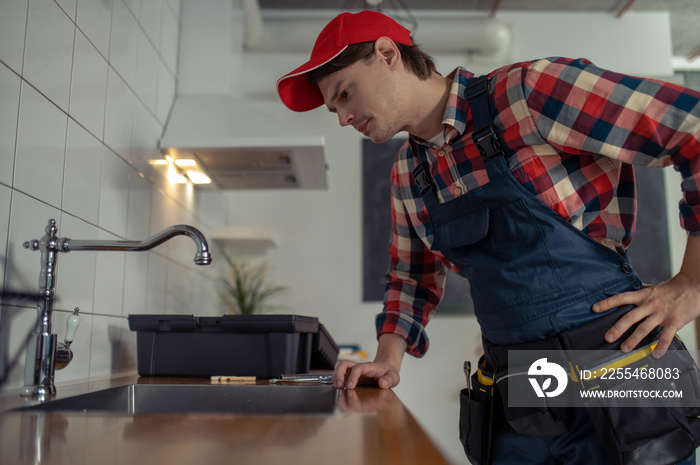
[241,0,511,58]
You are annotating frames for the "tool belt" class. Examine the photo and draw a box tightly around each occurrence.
[459,304,700,465]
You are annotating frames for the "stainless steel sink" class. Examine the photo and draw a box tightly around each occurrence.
[13,384,337,415]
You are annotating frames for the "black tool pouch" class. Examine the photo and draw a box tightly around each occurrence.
[494,364,572,437]
[459,363,495,465]
[572,333,700,465]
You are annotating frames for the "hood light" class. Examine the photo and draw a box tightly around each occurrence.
[150,156,212,185]
[167,164,188,184]
[185,170,212,184]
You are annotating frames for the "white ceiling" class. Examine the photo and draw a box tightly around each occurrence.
[258,0,700,59]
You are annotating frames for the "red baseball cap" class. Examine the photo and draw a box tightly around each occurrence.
[276,11,412,112]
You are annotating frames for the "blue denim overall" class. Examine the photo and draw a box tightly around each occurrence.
[411,77,696,464]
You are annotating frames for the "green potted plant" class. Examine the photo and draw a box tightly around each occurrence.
[218,255,287,315]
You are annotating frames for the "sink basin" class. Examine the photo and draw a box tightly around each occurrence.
[13,384,337,415]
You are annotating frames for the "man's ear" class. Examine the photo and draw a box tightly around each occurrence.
[374,37,401,69]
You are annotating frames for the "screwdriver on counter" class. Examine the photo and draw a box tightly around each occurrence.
[268,374,333,384]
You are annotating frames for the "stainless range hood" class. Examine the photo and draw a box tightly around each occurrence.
[160,94,327,189]
[160,0,327,190]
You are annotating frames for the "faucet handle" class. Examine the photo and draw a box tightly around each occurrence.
[54,308,80,371]
[65,308,80,346]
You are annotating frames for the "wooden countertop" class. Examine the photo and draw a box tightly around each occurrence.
[0,375,450,465]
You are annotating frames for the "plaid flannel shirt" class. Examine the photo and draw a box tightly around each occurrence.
[378,57,700,357]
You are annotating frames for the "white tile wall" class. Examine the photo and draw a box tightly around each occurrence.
[125,170,152,239]
[145,254,168,314]
[123,0,141,18]
[156,60,176,124]
[14,82,68,207]
[98,150,131,237]
[159,4,179,76]
[23,0,75,112]
[129,97,161,174]
[93,230,126,317]
[70,29,108,139]
[123,252,149,315]
[76,0,113,60]
[138,0,163,55]
[103,68,134,161]
[63,120,102,224]
[0,0,224,394]
[135,31,159,114]
[88,314,117,378]
[0,64,20,188]
[0,1,29,74]
[55,0,77,20]
[109,0,138,90]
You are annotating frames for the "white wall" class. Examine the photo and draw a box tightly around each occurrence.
[199,11,686,465]
[500,11,673,76]
[0,0,227,393]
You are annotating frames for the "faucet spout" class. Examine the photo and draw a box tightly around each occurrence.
[20,219,212,397]
[58,224,212,265]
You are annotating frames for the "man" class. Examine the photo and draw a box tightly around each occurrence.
[277,10,700,465]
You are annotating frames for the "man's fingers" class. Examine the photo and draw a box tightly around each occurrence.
[651,329,677,359]
[332,360,356,388]
[618,314,662,352]
[603,305,644,344]
[377,375,397,389]
[593,287,651,313]
[346,365,364,389]
[346,363,384,389]
[377,377,390,389]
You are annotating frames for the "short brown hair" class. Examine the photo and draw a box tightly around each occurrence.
[308,39,437,84]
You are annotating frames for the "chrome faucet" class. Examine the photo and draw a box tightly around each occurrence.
[20,219,212,397]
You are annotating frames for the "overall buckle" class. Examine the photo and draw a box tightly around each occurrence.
[465,77,488,99]
[473,126,505,160]
[412,163,435,195]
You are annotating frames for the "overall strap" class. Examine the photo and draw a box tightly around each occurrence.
[412,74,504,195]
[410,138,437,195]
[465,76,505,161]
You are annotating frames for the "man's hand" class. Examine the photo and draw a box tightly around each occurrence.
[593,236,700,357]
[332,333,407,389]
[332,360,400,389]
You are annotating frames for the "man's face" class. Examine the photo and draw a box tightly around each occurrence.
[317,53,407,144]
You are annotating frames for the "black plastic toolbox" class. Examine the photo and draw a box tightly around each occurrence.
[312,324,339,370]
[128,314,338,378]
